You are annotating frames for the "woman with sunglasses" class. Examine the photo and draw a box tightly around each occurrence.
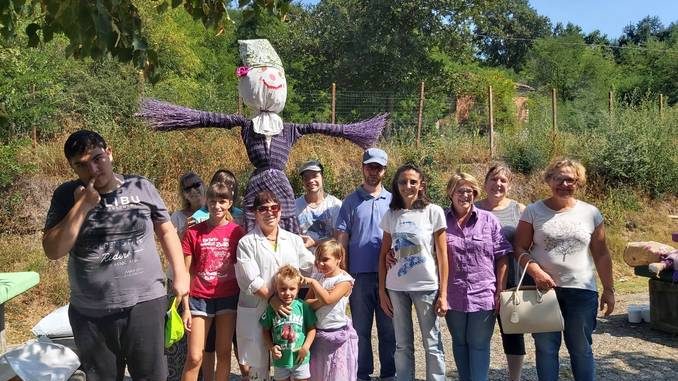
[514,158,614,381]
[235,191,315,381]
[171,172,206,238]
[167,171,205,381]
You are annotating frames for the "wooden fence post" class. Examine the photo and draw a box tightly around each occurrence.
[659,93,664,117]
[608,90,613,116]
[488,85,495,158]
[331,82,336,124]
[551,88,557,134]
[31,84,37,149]
[417,81,425,148]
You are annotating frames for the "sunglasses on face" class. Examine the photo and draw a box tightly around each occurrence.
[256,204,281,213]
[553,176,578,185]
[183,182,202,192]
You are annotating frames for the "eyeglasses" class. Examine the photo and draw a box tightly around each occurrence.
[256,204,281,213]
[455,188,475,196]
[553,176,578,185]
[183,182,202,192]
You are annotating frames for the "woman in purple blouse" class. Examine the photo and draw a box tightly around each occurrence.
[444,172,510,381]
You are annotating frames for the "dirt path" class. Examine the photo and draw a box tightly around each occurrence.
[29,292,678,380]
[365,292,678,381]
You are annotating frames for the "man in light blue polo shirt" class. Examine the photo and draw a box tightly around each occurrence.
[336,148,395,381]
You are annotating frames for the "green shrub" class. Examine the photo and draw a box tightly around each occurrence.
[0,139,35,188]
[595,188,642,226]
[586,101,677,196]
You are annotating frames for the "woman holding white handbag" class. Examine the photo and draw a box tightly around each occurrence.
[513,158,615,381]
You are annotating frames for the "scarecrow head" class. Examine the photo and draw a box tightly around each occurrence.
[236,39,287,136]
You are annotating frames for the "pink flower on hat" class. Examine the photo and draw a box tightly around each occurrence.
[235,66,251,78]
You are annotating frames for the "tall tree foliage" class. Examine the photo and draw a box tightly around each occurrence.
[615,18,678,104]
[473,0,550,71]
[523,28,617,102]
[0,0,291,81]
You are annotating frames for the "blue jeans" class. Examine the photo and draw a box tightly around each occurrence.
[445,309,495,381]
[532,287,598,381]
[349,273,396,381]
[389,290,445,381]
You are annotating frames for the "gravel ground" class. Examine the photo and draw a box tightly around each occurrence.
[362,292,678,381]
[134,292,676,381]
[220,292,677,380]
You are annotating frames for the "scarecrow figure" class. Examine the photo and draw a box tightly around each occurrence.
[138,39,387,233]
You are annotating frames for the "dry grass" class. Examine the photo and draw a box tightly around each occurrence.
[2,127,675,345]
[0,233,69,344]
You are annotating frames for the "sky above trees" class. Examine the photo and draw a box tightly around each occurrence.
[294,0,677,39]
[528,0,677,38]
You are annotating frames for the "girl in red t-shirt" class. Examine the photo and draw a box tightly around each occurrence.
[181,182,245,381]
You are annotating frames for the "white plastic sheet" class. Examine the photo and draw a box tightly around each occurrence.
[31,304,72,338]
[0,341,80,381]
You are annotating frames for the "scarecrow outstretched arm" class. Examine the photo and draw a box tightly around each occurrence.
[287,113,389,150]
[137,99,250,131]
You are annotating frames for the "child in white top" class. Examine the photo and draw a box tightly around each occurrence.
[302,239,358,381]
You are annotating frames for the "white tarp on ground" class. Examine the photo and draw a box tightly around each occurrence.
[31,305,72,338]
[0,341,79,381]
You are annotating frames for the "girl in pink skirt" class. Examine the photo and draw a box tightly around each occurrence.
[302,239,358,381]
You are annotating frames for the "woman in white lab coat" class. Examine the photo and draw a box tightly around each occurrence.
[235,190,315,380]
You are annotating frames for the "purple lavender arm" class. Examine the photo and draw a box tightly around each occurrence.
[286,113,389,149]
[136,99,249,131]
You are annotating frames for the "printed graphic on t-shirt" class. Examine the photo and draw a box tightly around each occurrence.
[197,236,235,282]
[393,226,426,277]
[298,209,334,240]
[541,218,590,261]
[74,196,148,278]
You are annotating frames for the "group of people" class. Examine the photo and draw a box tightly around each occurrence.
[44,129,615,381]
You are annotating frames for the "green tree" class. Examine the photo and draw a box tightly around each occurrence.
[473,0,551,71]
[618,16,666,45]
[523,30,617,102]
[0,0,291,81]
[615,19,678,104]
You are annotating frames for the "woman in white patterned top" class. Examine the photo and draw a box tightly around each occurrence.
[514,158,615,381]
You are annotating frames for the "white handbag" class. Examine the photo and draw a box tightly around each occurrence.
[499,257,564,334]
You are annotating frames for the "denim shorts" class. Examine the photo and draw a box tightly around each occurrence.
[189,295,238,317]
[273,362,310,380]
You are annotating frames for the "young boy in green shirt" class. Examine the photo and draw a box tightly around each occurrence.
[260,265,316,381]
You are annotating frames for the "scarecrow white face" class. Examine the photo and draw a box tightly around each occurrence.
[237,65,287,114]
[236,39,288,136]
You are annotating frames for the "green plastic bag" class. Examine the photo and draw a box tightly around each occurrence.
[165,296,185,348]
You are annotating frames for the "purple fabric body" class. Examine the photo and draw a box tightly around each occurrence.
[661,252,678,282]
[445,206,512,312]
[309,321,358,381]
[137,99,387,234]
